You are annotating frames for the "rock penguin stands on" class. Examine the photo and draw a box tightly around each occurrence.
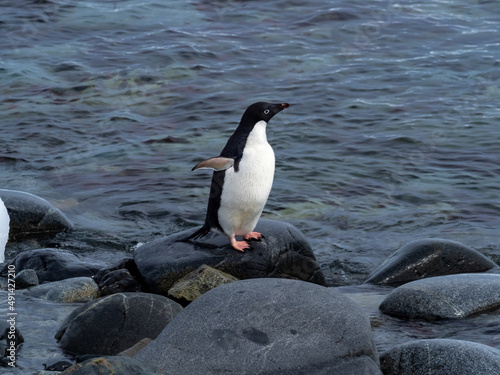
[188,102,289,251]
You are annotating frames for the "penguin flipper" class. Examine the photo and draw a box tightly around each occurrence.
[192,157,234,171]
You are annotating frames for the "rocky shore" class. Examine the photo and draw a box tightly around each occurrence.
[1,188,500,374]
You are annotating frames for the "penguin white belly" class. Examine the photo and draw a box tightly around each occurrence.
[218,124,275,237]
[0,198,10,263]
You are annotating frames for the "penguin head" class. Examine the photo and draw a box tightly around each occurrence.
[240,102,289,126]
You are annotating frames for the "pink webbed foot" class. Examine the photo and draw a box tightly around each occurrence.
[230,237,251,252]
[243,232,264,241]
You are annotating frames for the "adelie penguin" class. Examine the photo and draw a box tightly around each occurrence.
[187,102,289,251]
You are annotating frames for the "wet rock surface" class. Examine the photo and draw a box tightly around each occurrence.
[14,268,39,288]
[93,258,142,296]
[135,278,381,375]
[55,292,182,356]
[20,277,99,303]
[365,238,497,286]
[380,273,500,320]
[167,264,239,303]
[381,339,500,375]
[0,189,73,240]
[134,219,326,296]
[0,248,101,283]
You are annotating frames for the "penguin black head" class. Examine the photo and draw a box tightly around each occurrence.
[239,102,289,127]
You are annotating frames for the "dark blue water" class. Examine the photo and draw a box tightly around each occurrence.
[1,0,500,371]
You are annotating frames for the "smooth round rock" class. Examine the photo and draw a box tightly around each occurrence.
[0,189,73,240]
[381,339,500,375]
[0,248,101,283]
[60,356,158,375]
[134,219,325,295]
[380,274,500,320]
[21,277,99,303]
[365,239,496,286]
[55,292,182,356]
[14,268,39,288]
[135,278,381,375]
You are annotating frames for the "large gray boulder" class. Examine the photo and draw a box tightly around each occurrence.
[365,239,496,286]
[380,273,500,320]
[0,189,73,240]
[0,248,101,282]
[55,292,182,355]
[135,278,381,375]
[134,219,325,296]
[381,339,500,375]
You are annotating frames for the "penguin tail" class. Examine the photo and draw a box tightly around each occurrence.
[182,223,212,242]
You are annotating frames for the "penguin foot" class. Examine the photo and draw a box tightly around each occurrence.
[230,238,251,252]
[243,232,264,241]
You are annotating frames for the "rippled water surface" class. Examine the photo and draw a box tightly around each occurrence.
[1,0,500,371]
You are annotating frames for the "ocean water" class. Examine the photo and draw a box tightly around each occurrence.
[1,0,500,371]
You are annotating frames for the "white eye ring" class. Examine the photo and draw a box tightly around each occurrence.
[264,109,270,114]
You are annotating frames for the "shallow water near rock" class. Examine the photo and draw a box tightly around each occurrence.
[0,291,77,373]
[340,285,500,354]
[1,0,500,372]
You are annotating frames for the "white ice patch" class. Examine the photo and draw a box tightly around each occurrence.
[0,198,10,263]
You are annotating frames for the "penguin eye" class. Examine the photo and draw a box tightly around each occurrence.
[264,109,270,115]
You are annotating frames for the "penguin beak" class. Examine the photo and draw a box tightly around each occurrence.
[273,103,289,114]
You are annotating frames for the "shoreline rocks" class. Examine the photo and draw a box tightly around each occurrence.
[365,238,497,286]
[15,268,39,288]
[167,264,239,304]
[20,277,99,303]
[0,248,101,283]
[55,292,182,356]
[381,339,500,375]
[0,189,73,241]
[380,274,500,320]
[134,219,326,296]
[94,259,142,296]
[135,278,381,375]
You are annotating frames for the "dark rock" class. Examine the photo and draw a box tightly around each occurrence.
[365,239,496,286]
[0,189,73,240]
[381,339,500,375]
[167,264,239,303]
[96,269,141,296]
[14,268,39,288]
[135,278,381,375]
[55,292,182,356]
[94,258,142,296]
[44,358,74,371]
[380,274,500,320]
[0,248,101,283]
[21,277,99,303]
[60,356,158,375]
[0,317,24,366]
[94,258,141,284]
[134,219,325,296]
